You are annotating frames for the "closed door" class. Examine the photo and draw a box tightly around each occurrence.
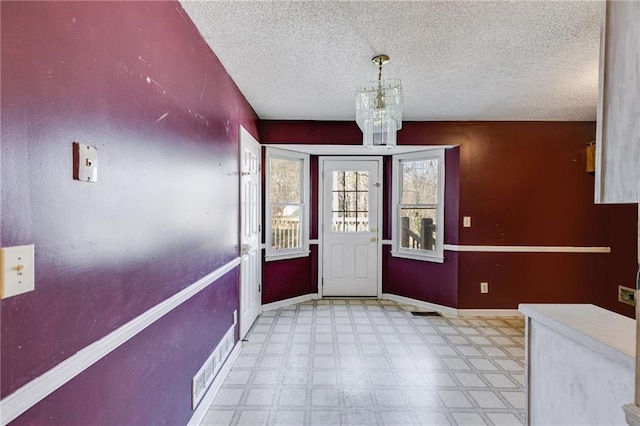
[239,127,261,339]
[321,159,381,297]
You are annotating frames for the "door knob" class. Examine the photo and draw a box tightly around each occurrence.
[241,244,252,255]
[370,237,377,242]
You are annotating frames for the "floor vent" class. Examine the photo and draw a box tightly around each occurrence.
[411,311,441,317]
[191,326,235,409]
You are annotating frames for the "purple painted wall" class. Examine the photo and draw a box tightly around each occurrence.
[15,271,238,425]
[1,1,257,422]
[259,120,638,316]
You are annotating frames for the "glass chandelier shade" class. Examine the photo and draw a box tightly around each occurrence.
[355,55,403,147]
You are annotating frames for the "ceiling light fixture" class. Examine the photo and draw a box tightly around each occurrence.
[356,54,403,148]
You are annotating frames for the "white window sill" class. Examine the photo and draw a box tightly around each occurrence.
[390,250,444,263]
[265,250,311,262]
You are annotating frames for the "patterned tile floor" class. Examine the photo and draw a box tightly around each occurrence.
[201,299,525,426]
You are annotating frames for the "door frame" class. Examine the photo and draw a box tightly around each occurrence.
[239,125,262,339]
[318,156,383,299]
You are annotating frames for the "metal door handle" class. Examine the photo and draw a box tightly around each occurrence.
[241,244,252,254]
[370,237,377,242]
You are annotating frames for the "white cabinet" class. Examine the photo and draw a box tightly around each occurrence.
[520,304,636,425]
[595,0,640,204]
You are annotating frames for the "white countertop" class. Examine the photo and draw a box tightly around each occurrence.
[519,304,636,370]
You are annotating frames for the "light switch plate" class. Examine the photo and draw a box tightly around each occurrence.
[463,216,471,227]
[73,142,98,183]
[0,244,35,299]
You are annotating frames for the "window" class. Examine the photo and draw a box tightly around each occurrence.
[391,149,445,262]
[265,148,310,261]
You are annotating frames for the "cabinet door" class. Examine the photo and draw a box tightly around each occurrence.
[595,0,640,204]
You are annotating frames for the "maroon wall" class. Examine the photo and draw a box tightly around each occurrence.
[382,147,461,307]
[1,1,257,423]
[448,122,637,315]
[260,120,638,316]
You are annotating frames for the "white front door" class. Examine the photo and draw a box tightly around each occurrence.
[239,127,261,339]
[321,158,381,297]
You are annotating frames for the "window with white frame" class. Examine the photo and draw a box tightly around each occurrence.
[391,149,445,262]
[265,148,310,261]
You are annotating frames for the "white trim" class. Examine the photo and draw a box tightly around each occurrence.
[443,244,611,254]
[258,292,527,319]
[381,293,458,317]
[383,294,522,317]
[262,144,454,156]
[594,0,607,204]
[457,309,523,317]
[390,250,444,263]
[264,250,310,262]
[239,125,262,341]
[188,342,242,426]
[0,258,241,426]
[261,294,319,312]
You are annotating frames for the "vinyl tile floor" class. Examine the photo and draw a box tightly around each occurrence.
[201,299,525,426]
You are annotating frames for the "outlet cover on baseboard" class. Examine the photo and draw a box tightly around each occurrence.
[618,285,636,306]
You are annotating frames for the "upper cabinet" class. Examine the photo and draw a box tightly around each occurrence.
[595,0,640,204]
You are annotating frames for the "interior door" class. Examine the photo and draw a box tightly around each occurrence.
[321,159,381,297]
[239,127,261,339]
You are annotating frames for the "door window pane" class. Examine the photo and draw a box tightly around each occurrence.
[331,170,369,233]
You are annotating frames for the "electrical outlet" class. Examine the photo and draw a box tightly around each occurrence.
[463,216,471,228]
[618,285,635,306]
[480,282,489,293]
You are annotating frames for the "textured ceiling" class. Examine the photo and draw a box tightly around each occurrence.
[180,1,601,121]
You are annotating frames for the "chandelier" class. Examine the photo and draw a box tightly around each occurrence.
[356,54,403,147]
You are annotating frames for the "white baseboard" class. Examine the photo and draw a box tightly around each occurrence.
[381,293,458,317]
[0,258,241,426]
[261,294,318,311]
[457,309,523,317]
[188,342,242,426]
[260,293,522,318]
